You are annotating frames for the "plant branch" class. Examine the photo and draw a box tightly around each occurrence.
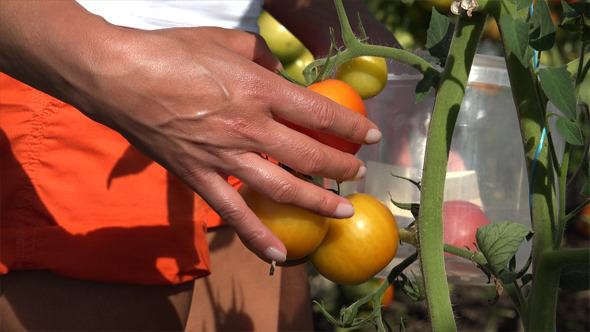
[417,12,486,332]
[543,247,590,270]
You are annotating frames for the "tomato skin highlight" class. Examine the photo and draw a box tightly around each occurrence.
[310,193,399,285]
[284,79,367,155]
[335,56,388,100]
[239,183,329,261]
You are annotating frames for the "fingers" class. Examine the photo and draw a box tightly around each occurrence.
[270,82,382,146]
[223,29,283,72]
[242,118,367,182]
[194,172,288,263]
[232,153,356,219]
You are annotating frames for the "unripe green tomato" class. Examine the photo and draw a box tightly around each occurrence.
[335,56,388,100]
[284,48,315,84]
[258,11,305,64]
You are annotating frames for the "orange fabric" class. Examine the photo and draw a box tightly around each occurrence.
[0,73,240,285]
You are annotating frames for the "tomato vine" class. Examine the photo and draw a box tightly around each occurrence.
[305,0,590,331]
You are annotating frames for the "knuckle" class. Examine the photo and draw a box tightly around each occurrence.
[217,203,249,226]
[268,180,297,205]
[297,145,326,175]
[310,193,332,216]
[311,101,337,132]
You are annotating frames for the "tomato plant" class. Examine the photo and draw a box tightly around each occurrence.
[310,193,399,285]
[258,10,305,64]
[304,1,590,331]
[342,278,395,310]
[281,79,367,155]
[335,56,388,99]
[239,183,329,261]
[284,48,315,84]
[442,200,491,254]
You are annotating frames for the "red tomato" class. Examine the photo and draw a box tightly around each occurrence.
[283,79,367,155]
[443,200,491,254]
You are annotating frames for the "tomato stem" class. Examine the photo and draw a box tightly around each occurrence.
[303,0,440,86]
[416,12,486,332]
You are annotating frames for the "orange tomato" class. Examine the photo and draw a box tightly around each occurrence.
[303,79,367,154]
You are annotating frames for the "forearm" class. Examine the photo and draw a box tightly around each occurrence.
[263,0,399,57]
[0,0,120,112]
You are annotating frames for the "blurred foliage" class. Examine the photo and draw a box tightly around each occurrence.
[362,0,584,66]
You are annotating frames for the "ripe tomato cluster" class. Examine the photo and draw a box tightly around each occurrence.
[259,11,389,155]
[241,183,400,285]
[255,11,396,285]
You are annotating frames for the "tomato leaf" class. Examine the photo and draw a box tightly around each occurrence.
[555,117,584,146]
[502,0,533,12]
[476,221,533,282]
[559,1,590,32]
[499,15,534,68]
[559,261,590,291]
[538,66,577,119]
[395,271,426,302]
[529,0,555,51]
[415,70,439,104]
[425,8,454,68]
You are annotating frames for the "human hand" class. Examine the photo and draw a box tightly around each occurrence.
[69,26,381,262]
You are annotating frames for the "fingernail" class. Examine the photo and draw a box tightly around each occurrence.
[334,202,355,218]
[264,246,286,263]
[354,165,367,180]
[365,128,382,144]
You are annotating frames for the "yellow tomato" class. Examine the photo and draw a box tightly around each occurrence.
[335,56,388,100]
[310,193,399,285]
[284,48,315,84]
[258,11,305,64]
[239,183,329,261]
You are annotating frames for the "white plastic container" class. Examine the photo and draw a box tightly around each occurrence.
[339,54,556,284]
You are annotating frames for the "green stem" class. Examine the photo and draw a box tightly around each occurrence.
[417,12,486,332]
[307,0,440,84]
[498,5,560,331]
[554,143,570,249]
[543,248,590,270]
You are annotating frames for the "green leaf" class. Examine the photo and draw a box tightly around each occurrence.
[415,70,439,103]
[476,221,533,281]
[530,0,556,51]
[560,1,590,31]
[499,15,534,68]
[503,0,533,12]
[559,261,590,291]
[425,8,454,67]
[580,183,589,197]
[538,66,577,119]
[556,117,584,145]
[518,0,533,11]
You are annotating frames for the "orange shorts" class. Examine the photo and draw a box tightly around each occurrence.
[0,73,240,285]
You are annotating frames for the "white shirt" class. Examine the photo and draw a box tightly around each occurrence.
[77,1,263,33]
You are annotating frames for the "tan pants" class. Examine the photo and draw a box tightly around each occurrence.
[187,226,313,331]
[0,226,312,331]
